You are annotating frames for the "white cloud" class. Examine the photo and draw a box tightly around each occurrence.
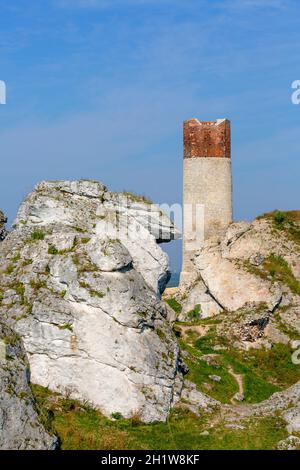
[57,0,286,9]
[56,0,174,8]
[217,0,286,10]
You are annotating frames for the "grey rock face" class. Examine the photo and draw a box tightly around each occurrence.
[179,216,300,319]
[283,405,300,434]
[250,379,300,416]
[0,210,7,241]
[0,180,182,423]
[277,435,300,450]
[0,321,57,450]
[14,180,179,295]
[232,392,245,402]
[179,380,219,416]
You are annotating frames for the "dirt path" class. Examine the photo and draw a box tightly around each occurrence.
[176,323,247,407]
[228,366,244,404]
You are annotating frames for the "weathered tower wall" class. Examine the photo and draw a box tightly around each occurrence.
[180,118,233,285]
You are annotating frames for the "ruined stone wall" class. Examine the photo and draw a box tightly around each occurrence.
[180,119,233,285]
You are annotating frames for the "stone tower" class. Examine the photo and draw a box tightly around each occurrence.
[180,118,233,285]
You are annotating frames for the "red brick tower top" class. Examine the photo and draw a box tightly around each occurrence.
[183,118,231,159]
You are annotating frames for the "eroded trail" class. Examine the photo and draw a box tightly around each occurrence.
[228,366,244,404]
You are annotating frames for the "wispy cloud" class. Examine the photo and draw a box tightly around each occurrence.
[216,0,287,10]
[56,0,175,8]
[57,0,287,9]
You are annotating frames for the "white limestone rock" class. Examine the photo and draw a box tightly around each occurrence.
[179,215,300,319]
[0,180,183,423]
[0,322,57,450]
[277,436,300,450]
[178,277,222,320]
[194,241,282,312]
[283,405,300,434]
[14,180,179,295]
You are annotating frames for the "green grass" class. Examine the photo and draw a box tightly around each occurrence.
[5,264,14,275]
[122,191,152,205]
[264,253,300,295]
[257,210,300,245]
[31,314,299,450]
[3,331,19,347]
[72,254,98,273]
[31,384,288,450]
[223,344,300,390]
[30,279,47,291]
[186,304,201,320]
[90,289,105,299]
[273,310,300,340]
[218,351,280,403]
[179,344,238,403]
[48,245,59,255]
[165,298,182,314]
[22,258,33,266]
[12,253,21,263]
[79,281,89,289]
[193,329,229,354]
[244,252,300,295]
[178,325,300,404]
[14,282,26,304]
[178,328,238,403]
[57,323,73,332]
[30,230,45,241]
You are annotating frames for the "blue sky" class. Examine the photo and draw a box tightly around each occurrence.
[1,0,300,271]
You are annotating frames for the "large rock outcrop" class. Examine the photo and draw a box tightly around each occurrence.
[0,321,57,450]
[0,180,183,423]
[177,213,300,320]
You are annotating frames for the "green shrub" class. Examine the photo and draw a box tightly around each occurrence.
[90,290,105,298]
[273,211,285,227]
[5,264,14,275]
[186,304,201,320]
[15,282,25,297]
[22,258,33,266]
[31,230,45,241]
[48,245,59,255]
[30,279,47,290]
[12,253,21,263]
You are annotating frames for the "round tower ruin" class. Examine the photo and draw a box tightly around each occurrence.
[180,118,233,285]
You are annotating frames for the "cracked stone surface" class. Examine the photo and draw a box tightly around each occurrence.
[178,217,300,319]
[0,180,182,423]
[0,321,57,450]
